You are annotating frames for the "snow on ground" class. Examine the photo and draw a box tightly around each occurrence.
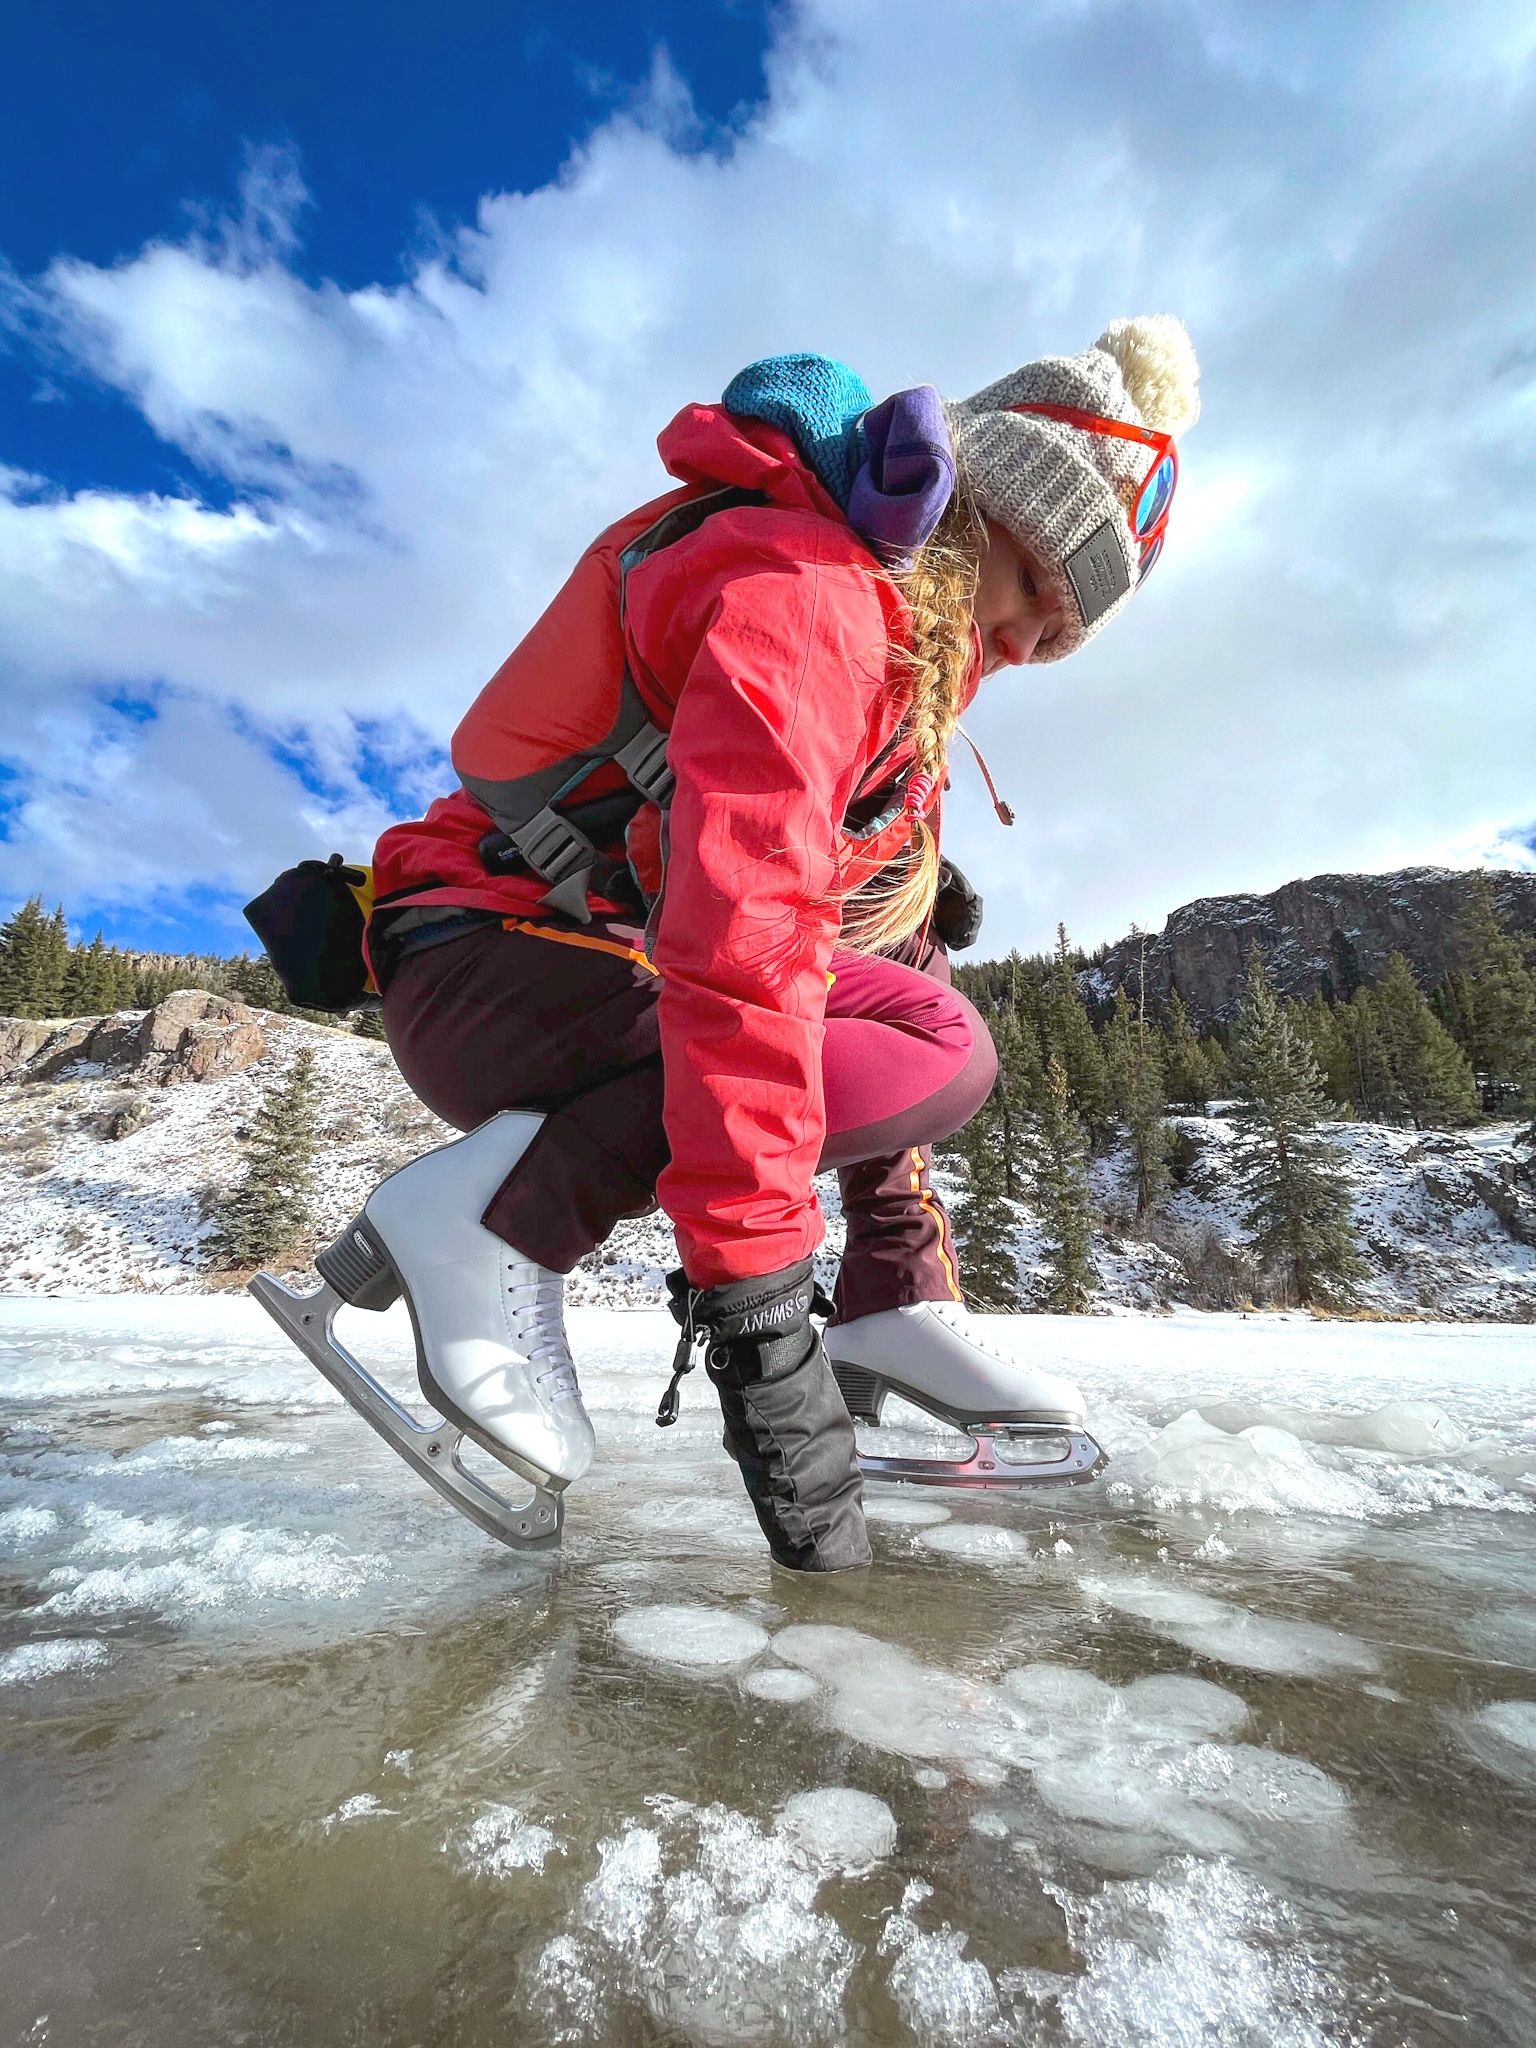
[3,998,1534,1320]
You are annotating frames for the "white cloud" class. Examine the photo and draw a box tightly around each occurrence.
[1,0,1534,950]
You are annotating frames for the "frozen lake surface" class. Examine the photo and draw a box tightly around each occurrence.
[2,1297,1534,2046]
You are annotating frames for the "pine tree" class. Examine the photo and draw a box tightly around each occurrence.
[1042,924,1112,1148]
[205,1048,321,1269]
[1438,880,1536,1112]
[352,1005,389,1041]
[1290,992,1354,1113]
[1105,987,1172,1220]
[1162,990,1216,1113]
[990,1000,1046,1199]
[951,1099,1020,1309]
[0,897,71,1018]
[1024,1054,1097,1313]
[1334,992,1396,1121]
[1370,952,1480,1128]
[60,931,116,1016]
[1228,952,1362,1306]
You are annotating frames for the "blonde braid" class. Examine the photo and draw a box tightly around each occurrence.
[838,480,984,955]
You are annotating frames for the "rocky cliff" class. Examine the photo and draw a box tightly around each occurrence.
[1091,868,1536,1025]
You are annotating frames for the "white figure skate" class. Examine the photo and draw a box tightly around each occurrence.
[824,1300,1107,1489]
[249,1111,593,1552]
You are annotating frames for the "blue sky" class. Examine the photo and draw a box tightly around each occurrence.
[2,0,1534,959]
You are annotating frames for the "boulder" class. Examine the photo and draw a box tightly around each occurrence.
[0,1018,70,1081]
[128,990,268,1086]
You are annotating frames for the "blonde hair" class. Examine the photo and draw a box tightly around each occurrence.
[838,480,985,955]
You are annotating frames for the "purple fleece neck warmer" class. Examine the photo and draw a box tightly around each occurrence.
[848,385,956,570]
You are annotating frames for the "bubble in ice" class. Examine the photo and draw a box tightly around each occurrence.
[775,1788,896,1874]
[863,1496,953,1526]
[1002,1663,1119,1719]
[743,1665,819,1704]
[450,1804,560,1877]
[970,1810,1011,1839]
[1090,1576,1380,1677]
[772,1623,1014,1767]
[612,1603,769,1669]
[880,1878,1001,2045]
[624,1495,763,1550]
[1457,1700,1536,1785]
[558,1797,858,2040]
[1119,1673,1251,1741]
[0,1636,110,1686]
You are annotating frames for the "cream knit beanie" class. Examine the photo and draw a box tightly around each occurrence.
[948,315,1200,660]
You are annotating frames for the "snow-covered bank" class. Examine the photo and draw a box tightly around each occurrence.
[2,995,1533,1318]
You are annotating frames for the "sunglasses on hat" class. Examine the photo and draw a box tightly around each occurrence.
[1007,401,1177,580]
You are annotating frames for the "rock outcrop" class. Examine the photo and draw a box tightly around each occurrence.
[1091,868,1536,1025]
[0,990,270,1087]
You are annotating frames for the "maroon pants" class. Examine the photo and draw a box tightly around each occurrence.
[381,917,996,1322]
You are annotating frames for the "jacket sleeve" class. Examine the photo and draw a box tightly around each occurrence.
[629,512,894,1287]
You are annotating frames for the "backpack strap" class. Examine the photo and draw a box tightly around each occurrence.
[473,485,768,923]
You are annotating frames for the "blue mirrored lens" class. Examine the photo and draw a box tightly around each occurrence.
[1134,454,1176,536]
[1138,533,1163,581]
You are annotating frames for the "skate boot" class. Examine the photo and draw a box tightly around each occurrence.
[824,1300,1107,1489]
[250,1111,592,1551]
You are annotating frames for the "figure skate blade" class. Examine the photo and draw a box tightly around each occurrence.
[249,1273,564,1552]
[856,1422,1108,1491]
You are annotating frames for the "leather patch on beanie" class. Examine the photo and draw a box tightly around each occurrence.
[1063,519,1131,627]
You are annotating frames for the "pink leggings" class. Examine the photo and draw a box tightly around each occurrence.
[381,915,997,1319]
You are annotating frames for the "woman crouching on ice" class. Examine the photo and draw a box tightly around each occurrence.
[344,316,1200,1571]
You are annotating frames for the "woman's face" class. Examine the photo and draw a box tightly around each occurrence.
[972,518,1065,673]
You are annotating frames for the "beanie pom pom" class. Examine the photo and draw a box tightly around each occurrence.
[1095,315,1200,437]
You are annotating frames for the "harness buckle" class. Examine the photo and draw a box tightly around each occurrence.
[614,721,675,807]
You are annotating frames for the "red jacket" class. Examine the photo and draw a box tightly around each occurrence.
[372,404,977,1285]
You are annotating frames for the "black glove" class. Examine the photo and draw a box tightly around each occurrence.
[933,859,984,951]
[659,1259,871,1573]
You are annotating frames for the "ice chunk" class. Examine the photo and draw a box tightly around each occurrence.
[568,1798,857,2039]
[451,1804,560,1876]
[1170,1743,1350,1827]
[970,1811,1011,1839]
[1139,1410,1382,1517]
[918,1522,1035,1562]
[880,1878,1001,2045]
[1358,1401,1467,1457]
[914,1767,948,1790]
[775,1788,896,1874]
[39,1510,393,1617]
[612,1603,769,1669]
[743,1665,819,1704]
[320,1793,396,1831]
[1007,1857,1347,2047]
[0,1636,110,1686]
[0,1505,60,1548]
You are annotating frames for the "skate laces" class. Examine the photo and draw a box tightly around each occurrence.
[504,1267,579,1391]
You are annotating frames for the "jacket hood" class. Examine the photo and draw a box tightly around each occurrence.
[657,404,850,524]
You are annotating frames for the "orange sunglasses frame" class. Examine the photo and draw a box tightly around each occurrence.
[1007,399,1177,576]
